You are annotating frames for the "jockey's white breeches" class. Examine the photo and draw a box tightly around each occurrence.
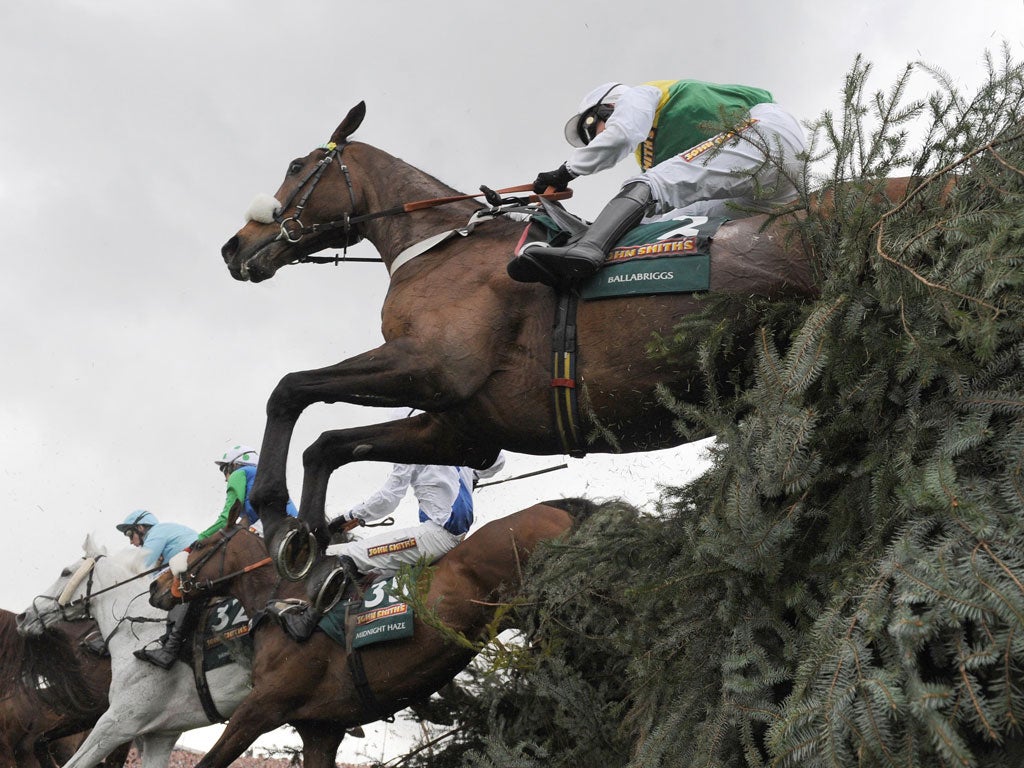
[325,520,462,578]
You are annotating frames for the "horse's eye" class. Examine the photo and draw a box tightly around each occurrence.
[288,160,304,175]
[60,568,72,577]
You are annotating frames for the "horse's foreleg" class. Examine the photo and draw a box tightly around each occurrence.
[299,415,499,531]
[292,722,344,768]
[58,715,140,768]
[253,339,486,527]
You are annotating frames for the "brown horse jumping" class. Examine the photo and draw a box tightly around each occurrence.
[220,102,827,570]
[0,610,129,768]
[149,499,594,768]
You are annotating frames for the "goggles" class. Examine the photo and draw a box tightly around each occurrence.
[577,104,615,145]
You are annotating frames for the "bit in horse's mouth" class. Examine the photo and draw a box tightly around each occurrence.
[241,240,280,282]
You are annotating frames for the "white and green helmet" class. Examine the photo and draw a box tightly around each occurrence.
[216,443,259,468]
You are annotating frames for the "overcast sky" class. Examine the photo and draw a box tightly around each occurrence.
[2,1,1022,761]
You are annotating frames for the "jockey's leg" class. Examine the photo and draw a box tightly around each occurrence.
[508,181,653,287]
[133,602,197,669]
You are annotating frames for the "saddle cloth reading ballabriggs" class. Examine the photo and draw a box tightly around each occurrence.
[517,209,725,300]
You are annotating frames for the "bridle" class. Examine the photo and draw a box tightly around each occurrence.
[31,555,161,623]
[268,140,561,265]
[271,141,364,257]
[174,527,273,597]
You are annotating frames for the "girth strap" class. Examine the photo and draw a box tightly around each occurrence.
[191,601,227,723]
[551,291,586,458]
[347,648,395,723]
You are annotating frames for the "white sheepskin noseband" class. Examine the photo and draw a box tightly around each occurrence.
[58,558,96,605]
[246,193,281,224]
[169,550,191,576]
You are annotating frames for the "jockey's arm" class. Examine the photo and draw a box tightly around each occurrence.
[345,463,414,524]
[198,472,247,540]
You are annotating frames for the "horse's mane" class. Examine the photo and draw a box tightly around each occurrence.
[14,547,147,719]
[18,618,105,719]
[0,609,26,692]
[541,497,607,524]
[105,545,148,578]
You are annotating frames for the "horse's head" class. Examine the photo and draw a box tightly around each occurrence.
[16,535,115,636]
[221,101,367,283]
[149,526,271,610]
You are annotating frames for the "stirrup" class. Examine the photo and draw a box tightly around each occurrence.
[507,249,564,287]
[81,630,109,657]
[133,647,177,670]
[267,599,321,642]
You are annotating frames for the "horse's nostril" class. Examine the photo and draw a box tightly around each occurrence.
[221,237,238,263]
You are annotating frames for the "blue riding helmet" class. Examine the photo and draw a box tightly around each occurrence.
[116,509,159,532]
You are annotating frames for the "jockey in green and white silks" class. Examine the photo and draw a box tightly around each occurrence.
[198,443,298,541]
[561,79,805,218]
[325,453,506,578]
[506,79,807,288]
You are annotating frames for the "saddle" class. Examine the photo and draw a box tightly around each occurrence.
[518,199,722,300]
[264,571,414,649]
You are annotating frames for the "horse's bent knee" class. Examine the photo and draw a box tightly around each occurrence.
[266,372,305,419]
[301,439,327,469]
[249,484,290,518]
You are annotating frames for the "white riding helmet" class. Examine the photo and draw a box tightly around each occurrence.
[563,82,629,148]
[215,443,259,469]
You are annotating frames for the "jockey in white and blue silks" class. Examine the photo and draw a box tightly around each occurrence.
[326,454,507,578]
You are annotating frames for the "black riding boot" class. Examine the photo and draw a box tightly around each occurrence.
[507,182,653,287]
[134,602,196,669]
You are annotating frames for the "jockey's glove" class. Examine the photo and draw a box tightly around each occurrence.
[533,163,576,194]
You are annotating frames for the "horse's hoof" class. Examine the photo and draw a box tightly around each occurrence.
[306,559,351,613]
[269,523,318,580]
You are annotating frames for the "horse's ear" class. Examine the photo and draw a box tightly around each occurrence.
[330,101,366,144]
[82,533,107,559]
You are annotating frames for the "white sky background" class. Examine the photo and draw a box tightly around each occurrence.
[1,0,1022,763]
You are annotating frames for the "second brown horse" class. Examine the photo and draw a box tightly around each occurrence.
[149,498,595,768]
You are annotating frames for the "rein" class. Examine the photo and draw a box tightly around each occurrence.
[271,140,570,264]
[175,528,273,597]
[46,557,163,622]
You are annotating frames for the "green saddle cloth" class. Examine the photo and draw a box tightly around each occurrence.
[318,576,415,649]
[524,212,725,299]
[581,216,724,299]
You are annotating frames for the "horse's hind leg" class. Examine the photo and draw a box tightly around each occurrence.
[194,699,285,768]
[136,733,177,768]
[293,722,344,768]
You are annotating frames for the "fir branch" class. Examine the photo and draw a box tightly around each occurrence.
[869,128,1024,315]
